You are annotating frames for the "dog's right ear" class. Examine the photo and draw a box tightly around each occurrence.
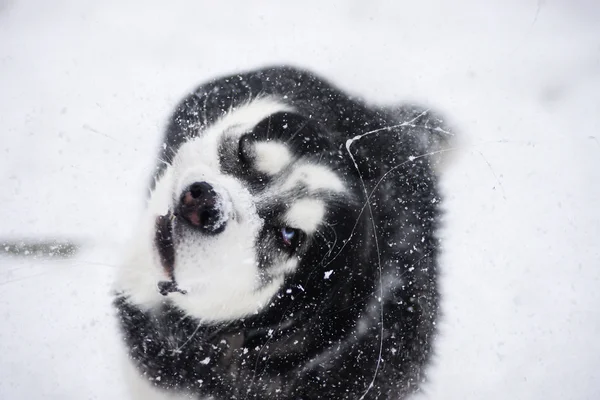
[344,106,456,181]
[385,105,456,175]
[343,139,383,181]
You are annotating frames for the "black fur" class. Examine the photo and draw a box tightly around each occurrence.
[116,66,449,399]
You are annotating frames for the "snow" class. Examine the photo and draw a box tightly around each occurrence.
[1,0,599,399]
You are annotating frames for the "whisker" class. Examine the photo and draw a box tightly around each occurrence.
[0,273,52,287]
[0,266,74,288]
[0,257,122,288]
[202,90,210,127]
[244,297,301,399]
[283,121,310,146]
[245,229,339,396]
[321,137,519,272]
[172,321,203,354]
[476,150,507,200]
[345,132,384,400]
[345,109,437,147]
[313,228,336,265]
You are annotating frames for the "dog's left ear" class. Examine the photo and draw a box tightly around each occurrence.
[344,106,455,180]
[385,105,456,175]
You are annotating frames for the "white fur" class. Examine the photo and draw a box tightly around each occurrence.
[285,198,325,234]
[253,141,292,175]
[115,98,294,322]
[281,163,345,193]
[116,169,174,310]
[171,98,292,195]
[219,97,293,136]
[268,257,300,276]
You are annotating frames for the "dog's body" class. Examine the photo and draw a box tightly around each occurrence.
[114,66,449,399]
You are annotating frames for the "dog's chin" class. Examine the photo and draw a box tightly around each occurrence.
[162,266,285,323]
[150,213,284,323]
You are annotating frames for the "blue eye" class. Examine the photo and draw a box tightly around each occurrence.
[280,227,297,246]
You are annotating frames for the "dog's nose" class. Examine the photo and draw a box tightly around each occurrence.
[177,182,227,233]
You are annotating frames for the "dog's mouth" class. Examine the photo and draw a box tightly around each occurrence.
[155,212,187,296]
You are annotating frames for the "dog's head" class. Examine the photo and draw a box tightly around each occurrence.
[120,97,364,322]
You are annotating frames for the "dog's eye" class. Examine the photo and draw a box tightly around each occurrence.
[279,227,302,248]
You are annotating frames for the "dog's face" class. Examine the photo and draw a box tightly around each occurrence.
[122,98,357,322]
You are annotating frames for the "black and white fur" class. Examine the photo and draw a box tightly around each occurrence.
[114,66,451,399]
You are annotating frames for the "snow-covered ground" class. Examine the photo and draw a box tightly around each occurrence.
[1,0,599,399]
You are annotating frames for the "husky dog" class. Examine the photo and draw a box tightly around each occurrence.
[114,66,450,399]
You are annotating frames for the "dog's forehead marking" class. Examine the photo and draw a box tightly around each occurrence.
[281,164,345,193]
[174,97,292,178]
[253,141,292,175]
[216,97,293,137]
[285,198,325,233]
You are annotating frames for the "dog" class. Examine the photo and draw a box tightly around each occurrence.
[114,66,451,399]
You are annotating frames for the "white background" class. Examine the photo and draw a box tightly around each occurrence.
[1,0,599,399]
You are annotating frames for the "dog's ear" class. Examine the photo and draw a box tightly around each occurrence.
[386,105,456,174]
[344,106,455,181]
[343,141,382,181]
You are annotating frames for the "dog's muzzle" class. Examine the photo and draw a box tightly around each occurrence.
[176,181,229,234]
